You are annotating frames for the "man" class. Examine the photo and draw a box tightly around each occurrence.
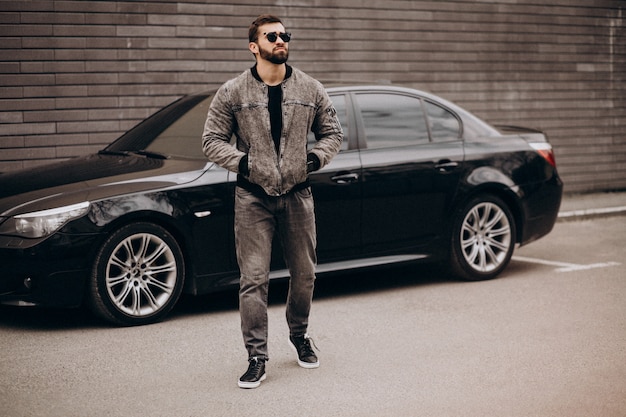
[202,14,343,389]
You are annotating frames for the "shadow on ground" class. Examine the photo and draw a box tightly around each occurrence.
[0,261,540,331]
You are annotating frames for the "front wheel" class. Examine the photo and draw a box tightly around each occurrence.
[449,195,516,281]
[87,222,185,326]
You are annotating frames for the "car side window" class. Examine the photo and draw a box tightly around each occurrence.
[308,94,349,151]
[424,101,461,141]
[355,93,429,149]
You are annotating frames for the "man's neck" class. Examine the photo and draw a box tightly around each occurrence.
[255,61,286,86]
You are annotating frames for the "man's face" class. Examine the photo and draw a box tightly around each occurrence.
[254,22,289,64]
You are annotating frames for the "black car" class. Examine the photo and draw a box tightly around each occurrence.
[0,85,563,326]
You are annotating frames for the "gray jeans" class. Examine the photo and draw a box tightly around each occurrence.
[234,186,317,361]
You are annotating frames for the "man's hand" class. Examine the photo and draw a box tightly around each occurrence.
[306,153,320,173]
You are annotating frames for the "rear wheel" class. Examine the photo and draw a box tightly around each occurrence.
[88,222,185,326]
[449,195,516,281]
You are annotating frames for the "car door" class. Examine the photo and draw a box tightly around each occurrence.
[267,93,362,270]
[308,93,362,263]
[354,91,464,254]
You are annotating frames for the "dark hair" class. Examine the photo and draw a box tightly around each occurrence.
[248,14,283,42]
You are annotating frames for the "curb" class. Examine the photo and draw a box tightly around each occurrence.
[557,206,626,222]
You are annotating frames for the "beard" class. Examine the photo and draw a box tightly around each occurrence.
[259,45,289,64]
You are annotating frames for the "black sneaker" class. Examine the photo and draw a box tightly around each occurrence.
[238,357,266,389]
[289,334,319,369]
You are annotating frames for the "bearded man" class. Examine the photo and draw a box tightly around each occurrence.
[202,14,343,389]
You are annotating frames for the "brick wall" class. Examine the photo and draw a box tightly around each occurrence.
[0,0,624,193]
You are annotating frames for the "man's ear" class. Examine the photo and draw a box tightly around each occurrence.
[249,42,258,55]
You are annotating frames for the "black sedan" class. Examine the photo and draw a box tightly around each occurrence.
[0,85,563,326]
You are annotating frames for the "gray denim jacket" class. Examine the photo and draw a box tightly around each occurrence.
[202,66,343,196]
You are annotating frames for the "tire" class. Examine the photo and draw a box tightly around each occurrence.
[449,195,516,281]
[88,222,185,326]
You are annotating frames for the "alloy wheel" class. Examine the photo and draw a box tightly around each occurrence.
[459,201,512,273]
[105,232,178,317]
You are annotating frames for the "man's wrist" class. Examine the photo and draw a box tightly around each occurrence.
[306,153,321,173]
[239,155,249,176]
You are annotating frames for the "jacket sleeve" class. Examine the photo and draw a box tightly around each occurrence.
[201,84,246,173]
[309,88,344,169]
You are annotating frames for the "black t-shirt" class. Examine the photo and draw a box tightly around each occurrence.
[268,84,282,154]
[251,65,293,155]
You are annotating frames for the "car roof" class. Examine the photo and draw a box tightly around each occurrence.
[326,84,458,108]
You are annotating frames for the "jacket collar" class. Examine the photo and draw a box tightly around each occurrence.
[251,64,293,84]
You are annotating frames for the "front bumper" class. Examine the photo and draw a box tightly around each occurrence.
[0,232,99,308]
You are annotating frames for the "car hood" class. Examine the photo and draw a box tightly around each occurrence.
[0,153,211,216]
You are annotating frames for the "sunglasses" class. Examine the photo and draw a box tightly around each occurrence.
[263,32,291,43]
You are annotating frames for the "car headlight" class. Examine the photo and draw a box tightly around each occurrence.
[0,202,90,238]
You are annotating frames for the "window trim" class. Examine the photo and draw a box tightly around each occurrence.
[328,88,465,151]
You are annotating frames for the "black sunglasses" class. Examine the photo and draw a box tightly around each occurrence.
[263,32,291,43]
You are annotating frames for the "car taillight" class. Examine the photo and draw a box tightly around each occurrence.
[529,142,556,168]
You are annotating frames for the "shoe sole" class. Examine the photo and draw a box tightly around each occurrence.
[288,338,320,369]
[297,359,320,369]
[238,373,266,389]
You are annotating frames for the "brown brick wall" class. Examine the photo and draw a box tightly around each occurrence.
[0,0,624,193]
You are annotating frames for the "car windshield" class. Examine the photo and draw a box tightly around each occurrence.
[104,94,213,159]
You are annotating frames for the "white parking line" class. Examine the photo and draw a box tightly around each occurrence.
[512,256,621,272]
[558,206,626,219]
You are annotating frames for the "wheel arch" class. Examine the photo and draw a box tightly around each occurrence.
[85,209,196,298]
[447,188,519,281]
[452,183,524,245]
[85,213,191,326]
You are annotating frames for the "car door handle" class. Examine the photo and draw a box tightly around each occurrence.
[435,160,459,172]
[331,172,359,184]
